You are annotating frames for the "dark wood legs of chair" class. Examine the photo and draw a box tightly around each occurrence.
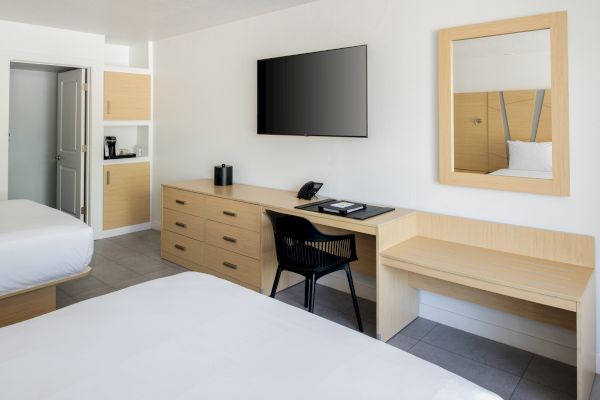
[270,265,283,298]
[304,278,309,308]
[270,263,364,333]
[308,274,316,313]
[344,264,364,332]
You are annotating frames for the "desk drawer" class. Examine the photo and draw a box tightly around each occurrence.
[204,244,260,287]
[206,220,260,259]
[163,187,204,216]
[205,196,260,232]
[161,230,203,264]
[163,209,205,241]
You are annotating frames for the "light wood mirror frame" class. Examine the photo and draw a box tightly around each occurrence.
[438,12,569,195]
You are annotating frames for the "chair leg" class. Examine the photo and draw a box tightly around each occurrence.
[308,274,317,313]
[304,278,310,308]
[345,265,364,332]
[270,265,283,298]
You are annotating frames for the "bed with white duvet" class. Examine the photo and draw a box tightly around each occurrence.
[0,272,500,400]
[0,200,93,296]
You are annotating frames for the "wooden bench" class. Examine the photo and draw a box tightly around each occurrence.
[378,213,595,400]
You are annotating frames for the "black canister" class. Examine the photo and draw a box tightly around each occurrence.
[214,164,233,186]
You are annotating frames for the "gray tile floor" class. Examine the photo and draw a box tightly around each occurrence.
[58,230,600,400]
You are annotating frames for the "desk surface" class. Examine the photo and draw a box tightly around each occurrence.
[381,236,593,303]
[164,179,415,229]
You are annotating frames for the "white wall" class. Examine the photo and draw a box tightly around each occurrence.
[153,0,600,367]
[0,20,105,235]
[8,68,58,207]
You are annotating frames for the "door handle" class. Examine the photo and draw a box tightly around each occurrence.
[56,155,62,161]
[106,171,110,185]
[222,261,238,270]
[106,100,111,115]
[222,236,237,243]
[222,210,237,217]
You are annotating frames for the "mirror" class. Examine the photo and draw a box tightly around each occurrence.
[439,12,569,195]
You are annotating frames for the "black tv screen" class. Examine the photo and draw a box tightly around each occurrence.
[257,45,367,137]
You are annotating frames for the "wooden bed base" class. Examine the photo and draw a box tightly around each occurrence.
[0,267,91,328]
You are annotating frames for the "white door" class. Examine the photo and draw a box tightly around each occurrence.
[56,69,86,219]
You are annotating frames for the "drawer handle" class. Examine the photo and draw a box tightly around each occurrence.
[174,244,186,251]
[175,222,187,228]
[222,236,237,243]
[223,261,238,270]
[222,210,237,217]
[175,199,187,205]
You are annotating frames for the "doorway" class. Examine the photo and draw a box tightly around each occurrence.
[8,62,89,221]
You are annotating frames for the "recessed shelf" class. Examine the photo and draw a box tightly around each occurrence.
[104,120,151,126]
[103,156,150,165]
[104,125,150,160]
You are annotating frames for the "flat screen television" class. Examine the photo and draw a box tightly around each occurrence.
[257,45,367,137]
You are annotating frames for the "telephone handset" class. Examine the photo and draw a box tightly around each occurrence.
[297,181,323,200]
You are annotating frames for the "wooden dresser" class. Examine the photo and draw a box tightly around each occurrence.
[161,186,263,291]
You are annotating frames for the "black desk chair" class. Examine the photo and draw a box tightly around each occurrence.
[266,210,364,332]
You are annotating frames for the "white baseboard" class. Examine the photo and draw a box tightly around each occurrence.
[95,222,153,240]
[419,291,577,366]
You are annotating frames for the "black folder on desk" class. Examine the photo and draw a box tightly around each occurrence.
[295,199,394,220]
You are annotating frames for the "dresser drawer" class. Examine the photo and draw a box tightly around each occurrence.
[163,187,205,216]
[161,230,203,264]
[204,245,260,287]
[163,209,205,241]
[205,220,260,259]
[205,196,260,232]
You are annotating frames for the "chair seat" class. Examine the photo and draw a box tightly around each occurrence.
[282,244,350,274]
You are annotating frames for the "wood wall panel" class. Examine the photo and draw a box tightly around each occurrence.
[453,92,489,172]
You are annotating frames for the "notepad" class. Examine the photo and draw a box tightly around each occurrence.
[319,201,366,215]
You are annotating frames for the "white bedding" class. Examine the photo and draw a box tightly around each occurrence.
[0,272,500,400]
[0,200,93,295]
[490,168,552,180]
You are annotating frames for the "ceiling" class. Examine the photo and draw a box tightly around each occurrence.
[0,0,316,43]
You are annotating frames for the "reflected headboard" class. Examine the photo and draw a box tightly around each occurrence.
[454,88,552,173]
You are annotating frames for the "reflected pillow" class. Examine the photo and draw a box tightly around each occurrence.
[507,140,552,172]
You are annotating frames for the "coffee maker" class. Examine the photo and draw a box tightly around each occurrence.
[104,136,117,159]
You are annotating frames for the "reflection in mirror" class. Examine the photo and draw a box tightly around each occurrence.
[452,30,552,179]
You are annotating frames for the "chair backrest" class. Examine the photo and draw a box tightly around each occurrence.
[266,210,356,270]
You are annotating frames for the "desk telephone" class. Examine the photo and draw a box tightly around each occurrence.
[297,181,323,200]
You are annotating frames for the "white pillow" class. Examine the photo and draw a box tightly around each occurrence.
[507,140,552,172]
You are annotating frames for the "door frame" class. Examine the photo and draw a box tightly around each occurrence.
[8,60,91,223]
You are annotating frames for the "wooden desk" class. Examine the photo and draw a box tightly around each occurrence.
[161,179,415,292]
[380,214,595,400]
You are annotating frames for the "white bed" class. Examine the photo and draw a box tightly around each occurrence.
[489,168,552,180]
[0,272,500,400]
[0,200,93,296]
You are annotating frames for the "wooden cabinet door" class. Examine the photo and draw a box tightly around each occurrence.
[104,72,151,120]
[103,162,150,230]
